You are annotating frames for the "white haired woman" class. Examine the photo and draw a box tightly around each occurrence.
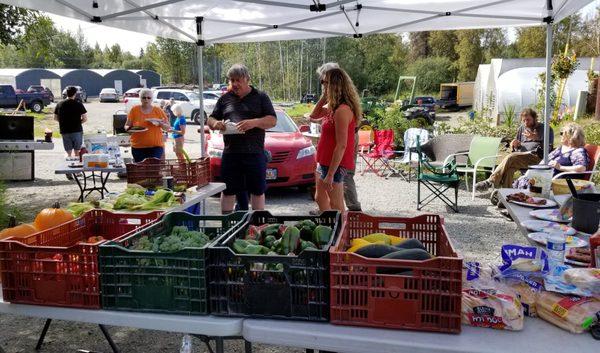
[124,88,169,162]
[170,103,187,162]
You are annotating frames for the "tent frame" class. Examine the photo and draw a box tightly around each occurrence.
[44,0,563,161]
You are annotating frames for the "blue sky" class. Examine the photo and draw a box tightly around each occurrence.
[48,1,598,55]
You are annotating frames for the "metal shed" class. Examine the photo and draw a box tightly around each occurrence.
[49,69,105,97]
[0,68,61,97]
[92,69,141,95]
[129,70,161,88]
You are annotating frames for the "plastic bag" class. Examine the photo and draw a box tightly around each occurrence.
[496,245,548,285]
[545,265,600,297]
[462,262,524,330]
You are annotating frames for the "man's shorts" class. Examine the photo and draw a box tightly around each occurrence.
[62,132,83,151]
[221,152,267,196]
[317,164,346,183]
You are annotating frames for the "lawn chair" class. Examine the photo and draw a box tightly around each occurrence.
[386,128,430,182]
[357,126,374,173]
[443,136,502,200]
[416,137,460,212]
[419,134,474,168]
[360,129,395,177]
[553,143,600,181]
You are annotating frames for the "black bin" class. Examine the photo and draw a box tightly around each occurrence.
[572,193,600,234]
[113,111,128,135]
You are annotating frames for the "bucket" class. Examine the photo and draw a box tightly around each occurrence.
[572,193,600,234]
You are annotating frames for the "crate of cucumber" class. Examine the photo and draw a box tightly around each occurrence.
[329,212,463,333]
[208,210,340,321]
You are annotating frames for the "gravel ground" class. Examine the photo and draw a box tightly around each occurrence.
[0,101,523,352]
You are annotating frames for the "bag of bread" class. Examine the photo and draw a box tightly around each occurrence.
[536,291,600,333]
[507,281,541,317]
[462,272,524,330]
[497,245,548,281]
[545,265,600,298]
[563,268,600,295]
[463,262,494,284]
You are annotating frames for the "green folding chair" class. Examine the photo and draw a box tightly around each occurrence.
[443,136,502,200]
[416,137,460,212]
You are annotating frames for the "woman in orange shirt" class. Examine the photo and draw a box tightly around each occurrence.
[125,88,170,162]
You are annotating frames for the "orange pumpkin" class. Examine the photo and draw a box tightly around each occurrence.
[33,202,74,231]
[0,216,38,240]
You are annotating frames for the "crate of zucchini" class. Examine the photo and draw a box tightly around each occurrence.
[208,210,340,321]
[329,212,463,333]
[99,211,247,315]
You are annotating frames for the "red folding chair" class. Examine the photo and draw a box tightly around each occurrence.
[361,129,395,177]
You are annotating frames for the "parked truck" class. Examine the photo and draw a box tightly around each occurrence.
[437,82,474,110]
[0,84,50,113]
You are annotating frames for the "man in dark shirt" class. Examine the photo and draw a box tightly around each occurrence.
[476,108,553,191]
[207,64,277,213]
[54,86,87,157]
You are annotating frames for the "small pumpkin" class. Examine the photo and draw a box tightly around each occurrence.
[0,216,38,240]
[33,202,74,231]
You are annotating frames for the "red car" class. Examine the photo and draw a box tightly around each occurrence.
[207,110,316,188]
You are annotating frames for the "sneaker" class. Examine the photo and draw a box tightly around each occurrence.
[475,179,493,192]
[490,190,500,206]
[66,173,73,180]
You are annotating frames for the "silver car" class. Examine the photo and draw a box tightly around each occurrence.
[99,88,120,102]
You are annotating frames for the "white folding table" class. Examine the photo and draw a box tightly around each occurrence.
[243,318,598,353]
[0,297,243,353]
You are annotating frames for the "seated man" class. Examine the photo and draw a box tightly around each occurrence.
[475,108,553,191]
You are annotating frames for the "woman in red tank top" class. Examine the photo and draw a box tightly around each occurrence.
[310,68,362,212]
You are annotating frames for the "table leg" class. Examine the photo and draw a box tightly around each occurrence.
[72,173,84,202]
[244,340,252,353]
[215,337,224,353]
[100,172,112,198]
[98,325,120,353]
[35,318,52,350]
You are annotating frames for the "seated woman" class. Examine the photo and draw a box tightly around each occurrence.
[514,122,589,188]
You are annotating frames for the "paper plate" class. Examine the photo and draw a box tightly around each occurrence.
[521,220,577,236]
[529,209,572,223]
[526,232,588,248]
[127,127,148,133]
[145,118,164,126]
[508,196,557,208]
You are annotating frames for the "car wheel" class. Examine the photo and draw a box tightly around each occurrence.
[30,101,43,113]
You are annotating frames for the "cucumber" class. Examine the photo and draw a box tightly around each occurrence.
[354,244,398,258]
[393,238,427,252]
[382,248,432,260]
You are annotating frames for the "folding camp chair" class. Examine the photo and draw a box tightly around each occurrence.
[386,128,430,182]
[360,129,395,177]
[416,137,460,212]
[357,127,374,173]
[443,136,502,200]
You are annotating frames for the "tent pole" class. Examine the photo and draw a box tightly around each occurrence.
[543,3,554,164]
[196,16,206,158]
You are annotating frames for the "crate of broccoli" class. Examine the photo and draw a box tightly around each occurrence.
[99,211,247,315]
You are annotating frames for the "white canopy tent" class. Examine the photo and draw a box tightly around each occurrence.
[3,0,594,160]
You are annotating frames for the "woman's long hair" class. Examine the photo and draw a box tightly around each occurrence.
[324,68,362,122]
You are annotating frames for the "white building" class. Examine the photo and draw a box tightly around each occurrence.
[474,57,600,121]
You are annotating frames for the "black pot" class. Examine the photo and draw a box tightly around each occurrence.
[572,193,600,234]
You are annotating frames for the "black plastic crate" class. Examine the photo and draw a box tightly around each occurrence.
[99,211,247,315]
[208,210,340,321]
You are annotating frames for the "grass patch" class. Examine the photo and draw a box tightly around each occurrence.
[0,182,24,229]
[285,103,314,119]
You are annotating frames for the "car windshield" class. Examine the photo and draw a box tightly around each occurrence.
[186,92,199,100]
[267,111,297,133]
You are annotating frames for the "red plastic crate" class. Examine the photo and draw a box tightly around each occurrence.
[329,212,463,333]
[125,157,210,189]
[0,210,162,309]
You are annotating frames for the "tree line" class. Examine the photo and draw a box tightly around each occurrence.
[0,5,599,100]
